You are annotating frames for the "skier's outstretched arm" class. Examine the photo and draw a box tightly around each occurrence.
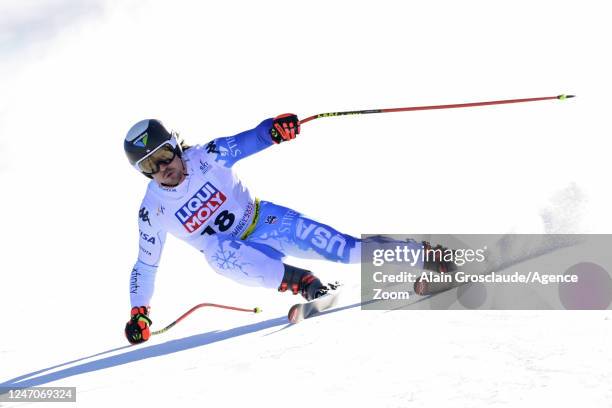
[125,202,167,344]
[204,114,300,168]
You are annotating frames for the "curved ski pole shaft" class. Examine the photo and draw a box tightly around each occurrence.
[299,94,575,125]
[152,303,262,336]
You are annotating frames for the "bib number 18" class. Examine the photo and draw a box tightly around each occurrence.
[200,210,235,235]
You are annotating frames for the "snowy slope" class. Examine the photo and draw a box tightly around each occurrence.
[2,270,611,407]
[1,1,611,407]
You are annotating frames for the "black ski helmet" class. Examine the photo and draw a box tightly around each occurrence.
[124,119,181,177]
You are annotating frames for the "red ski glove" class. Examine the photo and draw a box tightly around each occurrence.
[124,306,152,345]
[270,113,300,144]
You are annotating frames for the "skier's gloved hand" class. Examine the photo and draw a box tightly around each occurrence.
[270,113,300,144]
[124,306,152,345]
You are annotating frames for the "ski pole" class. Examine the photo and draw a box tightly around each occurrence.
[152,303,262,336]
[298,94,575,125]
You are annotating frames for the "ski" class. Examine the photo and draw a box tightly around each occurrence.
[413,234,585,296]
[288,283,341,324]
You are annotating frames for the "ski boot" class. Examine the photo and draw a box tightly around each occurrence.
[414,241,459,295]
[278,264,329,301]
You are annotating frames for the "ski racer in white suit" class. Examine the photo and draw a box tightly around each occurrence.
[122,114,429,344]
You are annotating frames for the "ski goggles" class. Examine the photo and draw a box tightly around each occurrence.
[135,140,179,175]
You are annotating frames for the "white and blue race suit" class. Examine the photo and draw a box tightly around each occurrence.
[130,118,422,307]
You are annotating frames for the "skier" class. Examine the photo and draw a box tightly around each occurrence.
[123,114,446,344]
